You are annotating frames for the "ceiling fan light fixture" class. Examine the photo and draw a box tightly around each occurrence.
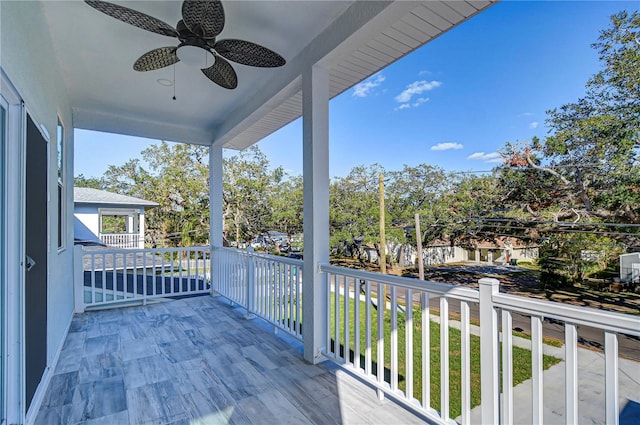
[176,44,215,68]
[156,78,173,86]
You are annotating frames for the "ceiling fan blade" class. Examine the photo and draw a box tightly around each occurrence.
[202,57,237,89]
[134,47,180,71]
[182,0,225,39]
[214,39,285,68]
[85,1,178,37]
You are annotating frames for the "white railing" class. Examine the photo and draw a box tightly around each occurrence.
[493,292,639,425]
[74,245,211,311]
[73,243,638,424]
[319,264,640,425]
[320,263,480,424]
[99,232,141,249]
[214,247,303,339]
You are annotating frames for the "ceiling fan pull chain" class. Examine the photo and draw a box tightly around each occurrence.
[173,64,177,101]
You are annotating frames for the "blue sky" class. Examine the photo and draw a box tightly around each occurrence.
[75,0,638,180]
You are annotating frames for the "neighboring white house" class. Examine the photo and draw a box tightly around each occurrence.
[74,187,157,249]
[619,252,640,283]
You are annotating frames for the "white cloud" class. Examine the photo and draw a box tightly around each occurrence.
[529,121,539,129]
[467,152,503,163]
[352,74,385,98]
[519,112,534,117]
[412,97,429,107]
[395,80,442,103]
[431,142,464,151]
[396,97,431,111]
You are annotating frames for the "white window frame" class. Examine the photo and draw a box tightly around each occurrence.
[56,118,66,253]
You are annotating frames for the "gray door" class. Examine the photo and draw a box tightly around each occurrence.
[25,115,47,410]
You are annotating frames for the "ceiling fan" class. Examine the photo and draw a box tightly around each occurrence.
[84,0,286,89]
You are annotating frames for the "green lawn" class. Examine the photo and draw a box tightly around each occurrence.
[328,292,561,419]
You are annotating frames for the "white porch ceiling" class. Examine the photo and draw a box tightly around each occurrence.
[41,0,496,149]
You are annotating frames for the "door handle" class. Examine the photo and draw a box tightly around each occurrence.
[26,255,36,272]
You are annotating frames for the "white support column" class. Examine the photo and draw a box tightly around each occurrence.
[302,64,329,364]
[73,245,85,313]
[209,145,224,296]
[139,210,146,249]
[479,278,500,424]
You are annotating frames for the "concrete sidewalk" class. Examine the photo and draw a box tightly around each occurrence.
[463,341,640,424]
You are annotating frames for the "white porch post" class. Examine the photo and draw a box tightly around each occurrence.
[209,145,224,295]
[479,278,500,424]
[138,209,146,249]
[302,64,329,364]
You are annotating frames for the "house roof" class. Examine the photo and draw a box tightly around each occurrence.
[74,187,158,208]
[31,0,495,150]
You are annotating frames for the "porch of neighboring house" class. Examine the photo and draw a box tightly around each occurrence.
[74,187,158,249]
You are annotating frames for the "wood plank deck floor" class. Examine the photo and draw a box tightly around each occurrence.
[35,295,431,425]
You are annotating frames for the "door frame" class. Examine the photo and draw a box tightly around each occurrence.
[1,68,52,425]
[2,68,26,425]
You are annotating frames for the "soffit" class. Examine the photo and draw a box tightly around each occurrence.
[39,1,496,148]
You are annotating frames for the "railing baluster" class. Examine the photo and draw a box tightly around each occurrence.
[461,301,470,425]
[152,249,157,296]
[179,250,184,293]
[289,264,294,334]
[161,250,166,295]
[296,264,301,338]
[405,288,413,401]
[268,261,273,321]
[501,309,513,425]
[390,285,398,392]
[531,315,543,424]
[326,272,332,357]
[440,296,450,421]
[365,280,372,377]
[131,252,136,299]
[112,252,117,301]
[422,291,430,410]
[605,331,619,425]
[354,277,361,373]
[344,276,350,366]
[90,253,95,304]
[142,249,147,303]
[565,323,578,425]
[334,274,340,360]
[377,281,384,400]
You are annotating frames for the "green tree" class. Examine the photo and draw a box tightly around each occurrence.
[503,11,640,225]
[329,164,386,248]
[74,173,104,189]
[223,146,283,245]
[267,175,303,243]
[141,143,210,247]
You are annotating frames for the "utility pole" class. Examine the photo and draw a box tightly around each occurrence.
[415,213,424,280]
[379,174,386,275]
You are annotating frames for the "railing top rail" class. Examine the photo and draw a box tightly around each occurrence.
[214,247,304,267]
[319,263,479,302]
[249,252,304,267]
[99,232,140,236]
[494,292,640,336]
[82,245,211,255]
